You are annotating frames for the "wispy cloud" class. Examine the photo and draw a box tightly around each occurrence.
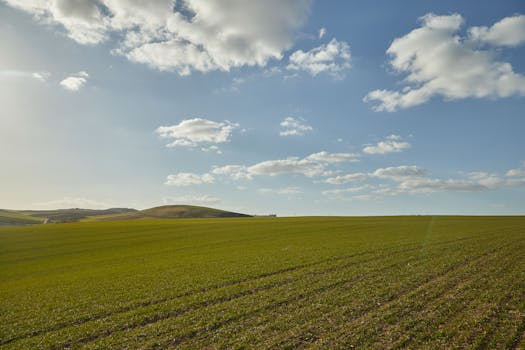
[165,173,215,186]
[279,117,313,136]
[32,197,116,209]
[212,150,358,181]
[0,69,50,81]
[162,195,220,205]
[363,135,411,155]
[325,165,424,185]
[259,187,303,195]
[318,27,327,39]
[306,151,359,163]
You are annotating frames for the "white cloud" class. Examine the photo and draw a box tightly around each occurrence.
[162,195,220,205]
[306,151,359,163]
[165,173,214,186]
[364,13,525,112]
[322,185,371,196]
[259,187,302,195]
[469,15,525,47]
[325,173,368,185]
[287,38,351,77]
[322,163,525,199]
[211,165,252,180]
[363,135,411,154]
[397,178,486,194]
[505,162,525,177]
[4,0,312,75]
[214,150,355,180]
[157,118,238,150]
[319,27,326,39]
[279,117,313,136]
[0,69,50,81]
[248,157,326,177]
[59,71,89,91]
[32,197,116,209]
[325,165,424,185]
[201,145,222,154]
[507,168,525,177]
[32,71,50,81]
[375,166,525,196]
[371,165,426,180]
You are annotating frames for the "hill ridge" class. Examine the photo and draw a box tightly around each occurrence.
[1,205,251,225]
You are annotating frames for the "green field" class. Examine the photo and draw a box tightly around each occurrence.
[1,216,525,349]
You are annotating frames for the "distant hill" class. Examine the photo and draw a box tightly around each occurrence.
[19,208,138,223]
[0,210,44,226]
[87,205,251,221]
[141,205,251,218]
[0,205,251,225]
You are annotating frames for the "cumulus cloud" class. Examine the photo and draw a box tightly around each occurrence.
[287,38,351,77]
[363,135,411,155]
[279,117,313,136]
[162,195,220,205]
[469,15,525,47]
[165,173,214,186]
[59,71,89,91]
[364,13,525,112]
[157,118,238,150]
[4,0,312,75]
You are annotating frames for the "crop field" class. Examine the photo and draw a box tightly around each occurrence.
[1,216,525,349]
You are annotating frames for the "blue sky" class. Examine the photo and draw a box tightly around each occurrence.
[1,0,524,215]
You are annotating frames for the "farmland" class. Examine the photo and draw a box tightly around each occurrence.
[1,216,525,349]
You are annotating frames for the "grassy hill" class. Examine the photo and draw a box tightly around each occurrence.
[84,205,251,221]
[1,216,525,349]
[0,210,44,226]
[18,208,137,223]
[142,205,251,218]
[1,205,250,225]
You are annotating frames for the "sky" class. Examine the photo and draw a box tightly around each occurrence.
[1,0,524,216]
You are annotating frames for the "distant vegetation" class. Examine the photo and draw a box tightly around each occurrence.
[2,216,525,348]
[0,210,44,226]
[0,205,251,225]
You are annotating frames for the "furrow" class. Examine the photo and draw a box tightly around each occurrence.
[2,233,480,346]
[151,242,503,349]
